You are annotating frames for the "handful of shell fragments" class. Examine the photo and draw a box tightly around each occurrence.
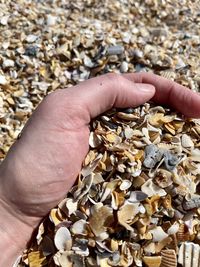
[19,103,200,267]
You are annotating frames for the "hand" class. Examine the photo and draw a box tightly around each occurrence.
[0,72,200,266]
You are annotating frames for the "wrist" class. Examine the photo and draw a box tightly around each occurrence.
[0,162,35,267]
[0,198,33,266]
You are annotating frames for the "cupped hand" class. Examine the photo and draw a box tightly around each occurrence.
[0,72,200,265]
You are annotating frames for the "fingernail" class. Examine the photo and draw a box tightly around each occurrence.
[136,83,155,93]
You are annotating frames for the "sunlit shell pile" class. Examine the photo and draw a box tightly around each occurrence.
[1,0,200,161]
[18,103,200,267]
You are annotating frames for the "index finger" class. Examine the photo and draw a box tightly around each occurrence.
[124,72,200,118]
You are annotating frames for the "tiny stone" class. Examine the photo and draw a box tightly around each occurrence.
[143,144,163,169]
[107,45,124,55]
[25,46,38,57]
[163,151,179,171]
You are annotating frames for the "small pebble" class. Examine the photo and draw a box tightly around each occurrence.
[107,45,124,55]
[25,46,38,57]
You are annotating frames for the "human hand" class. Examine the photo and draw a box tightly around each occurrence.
[0,72,200,266]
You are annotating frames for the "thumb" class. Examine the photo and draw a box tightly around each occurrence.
[63,73,155,120]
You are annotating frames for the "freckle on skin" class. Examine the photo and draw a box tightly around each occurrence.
[100,83,102,86]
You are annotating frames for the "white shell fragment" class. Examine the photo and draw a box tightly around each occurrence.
[26,34,38,43]
[119,179,132,190]
[89,132,102,148]
[0,15,9,25]
[150,226,168,242]
[124,126,134,139]
[0,75,7,85]
[178,242,200,267]
[3,59,15,68]
[71,219,88,235]
[181,134,194,148]
[46,15,57,26]
[141,179,167,197]
[54,227,72,251]
[167,222,179,235]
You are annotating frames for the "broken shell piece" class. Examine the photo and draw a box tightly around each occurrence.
[155,236,173,253]
[143,256,161,267]
[128,191,148,203]
[54,227,72,251]
[117,111,139,120]
[119,179,132,191]
[120,242,134,266]
[189,149,200,162]
[167,222,179,235]
[178,242,200,267]
[74,174,94,200]
[111,191,125,210]
[160,249,177,267]
[89,132,102,148]
[141,179,167,197]
[71,219,88,235]
[148,113,165,127]
[144,195,160,215]
[154,169,173,188]
[117,203,139,231]
[0,75,8,85]
[50,208,64,226]
[65,198,78,216]
[149,226,169,242]
[105,132,121,144]
[162,194,172,210]
[81,154,102,177]
[176,224,191,242]
[124,126,134,139]
[89,205,113,238]
[181,134,194,148]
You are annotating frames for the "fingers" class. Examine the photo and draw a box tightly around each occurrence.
[62,73,155,120]
[123,72,200,118]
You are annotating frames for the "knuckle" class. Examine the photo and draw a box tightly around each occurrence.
[44,90,61,104]
[105,73,124,91]
[106,72,121,82]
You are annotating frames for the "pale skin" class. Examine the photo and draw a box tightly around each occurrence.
[0,72,200,266]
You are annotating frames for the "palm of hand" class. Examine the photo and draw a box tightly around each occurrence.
[1,89,91,224]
